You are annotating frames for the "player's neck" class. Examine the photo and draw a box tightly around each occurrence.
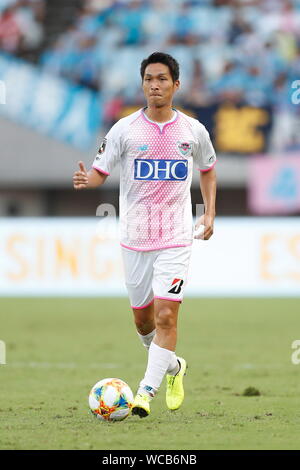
[144,105,175,123]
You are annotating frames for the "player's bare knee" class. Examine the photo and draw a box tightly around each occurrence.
[133,310,154,333]
[135,319,152,335]
[155,307,176,330]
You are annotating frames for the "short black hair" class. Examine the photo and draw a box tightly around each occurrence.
[140,52,180,83]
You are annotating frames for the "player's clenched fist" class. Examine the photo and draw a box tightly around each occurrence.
[73,161,88,189]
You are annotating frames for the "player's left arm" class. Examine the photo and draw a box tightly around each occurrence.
[195,167,217,240]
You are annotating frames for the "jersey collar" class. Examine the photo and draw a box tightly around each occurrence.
[141,107,179,135]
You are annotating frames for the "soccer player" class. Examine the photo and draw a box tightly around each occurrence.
[73,52,217,418]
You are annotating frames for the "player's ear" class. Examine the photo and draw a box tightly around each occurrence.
[174,80,180,92]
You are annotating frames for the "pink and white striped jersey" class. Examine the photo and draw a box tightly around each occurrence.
[92,108,216,252]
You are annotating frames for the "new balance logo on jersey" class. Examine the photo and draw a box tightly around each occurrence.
[138,145,149,151]
[168,278,184,294]
[134,159,188,181]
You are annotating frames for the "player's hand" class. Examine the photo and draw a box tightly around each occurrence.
[73,161,89,190]
[194,214,214,240]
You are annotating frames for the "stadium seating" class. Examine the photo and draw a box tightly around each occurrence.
[0,0,45,60]
[0,0,299,157]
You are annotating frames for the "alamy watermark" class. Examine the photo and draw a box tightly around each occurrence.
[0,340,6,365]
[95,203,205,241]
[291,80,300,105]
[0,80,6,105]
[291,340,300,365]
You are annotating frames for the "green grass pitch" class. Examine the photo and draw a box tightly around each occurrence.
[0,297,300,450]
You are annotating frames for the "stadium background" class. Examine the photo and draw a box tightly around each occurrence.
[1,0,300,451]
[1,0,299,218]
[1,0,299,296]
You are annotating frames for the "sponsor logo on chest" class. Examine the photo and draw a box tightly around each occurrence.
[134,159,188,181]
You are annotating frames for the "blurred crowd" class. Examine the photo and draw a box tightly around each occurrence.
[38,1,299,92]
[0,0,45,54]
[1,0,300,151]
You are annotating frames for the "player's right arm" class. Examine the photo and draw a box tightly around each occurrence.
[74,119,124,190]
[73,161,107,190]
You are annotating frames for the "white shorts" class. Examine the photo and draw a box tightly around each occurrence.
[121,245,192,309]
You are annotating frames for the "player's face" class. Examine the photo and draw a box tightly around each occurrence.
[142,63,179,108]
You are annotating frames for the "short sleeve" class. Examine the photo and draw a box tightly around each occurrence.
[92,122,123,176]
[193,123,217,172]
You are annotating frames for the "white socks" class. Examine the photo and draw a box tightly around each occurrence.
[167,357,180,376]
[138,342,179,396]
[137,329,156,350]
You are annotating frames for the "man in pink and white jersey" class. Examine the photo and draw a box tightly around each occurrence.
[73,52,217,418]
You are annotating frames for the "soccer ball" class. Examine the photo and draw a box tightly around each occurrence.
[88,378,134,422]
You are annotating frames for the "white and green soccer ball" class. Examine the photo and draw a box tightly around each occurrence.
[88,378,134,422]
